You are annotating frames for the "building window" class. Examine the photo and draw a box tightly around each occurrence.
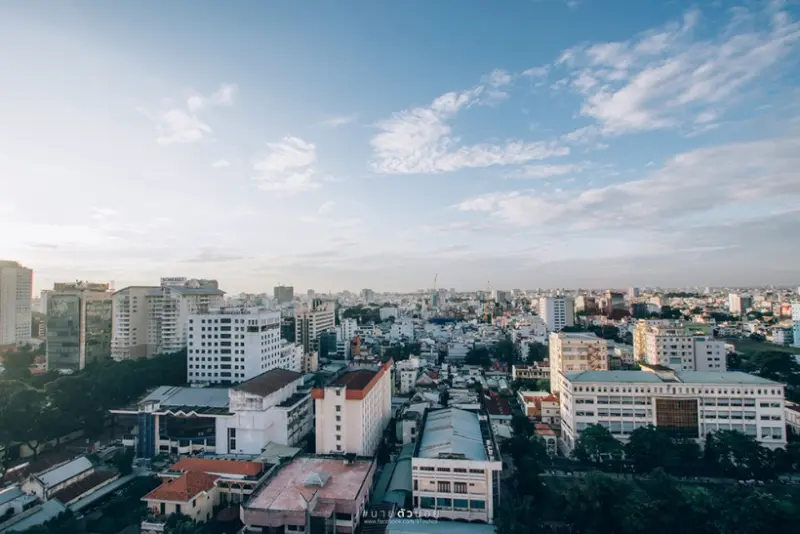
[335,416,341,422]
[335,406,341,412]
[420,497,435,509]
[413,479,418,490]
[453,498,469,510]
[336,435,341,441]
[437,498,452,508]
[437,481,450,493]
[470,500,486,510]
[454,482,467,494]
[228,428,236,451]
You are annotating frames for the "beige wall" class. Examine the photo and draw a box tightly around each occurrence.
[146,489,217,523]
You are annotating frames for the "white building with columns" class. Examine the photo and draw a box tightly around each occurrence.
[412,408,502,524]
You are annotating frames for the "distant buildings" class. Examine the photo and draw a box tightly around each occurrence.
[46,282,113,372]
[559,369,787,453]
[111,278,225,360]
[411,408,502,523]
[313,360,392,455]
[273,285,294,304]
[538,296,574,332]
[295,299,335,354]
[548,332,608,394]
[0,260,32,346]
[186,307,298,386]
[728,293,753,315]
[360,288,375,302]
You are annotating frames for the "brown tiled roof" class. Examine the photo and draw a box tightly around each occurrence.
[170,458,264,477]
[485,393,512,416]
[331,369,377,390]
[143,471,218,502]
[234,368,302,397]
[51,470,118,504]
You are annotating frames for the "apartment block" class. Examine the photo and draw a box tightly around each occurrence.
[548,332,608,394]
[312,360,392,456]
[635,324,726,372]
[187,307,291,386]
[0,261,32,346]
[538,296,574,332]
[793,303,800,349]
[559,369,787,454]
[295,298,336,354]
[728,293,753,316]
[412,408,502,523]
[46,282,113,372]
[273,285,294,304]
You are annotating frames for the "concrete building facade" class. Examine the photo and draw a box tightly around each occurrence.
[0,261,32,346]
[538,297,574,332]
[295,299,336,354]
[548,332,608,394]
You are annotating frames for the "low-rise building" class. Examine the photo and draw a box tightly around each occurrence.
[517,391,560,425]
[534,424,558,456]
[411,408,502,523]
[511,363,549,382]
[240,455,377,534]
[559,369,787,454]
[549,332,608,394]
[21,456,95,500]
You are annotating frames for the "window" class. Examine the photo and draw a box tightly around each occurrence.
[420,466,435,471]
[335,512,352,521]
[454,498,469,510]
[437,498,452,508]
[336,435,341,441]
[470,500,486,510]
[436,467,450,472]
[454,482,467,493]
[336,425,341,431]
[335,406,341,412]
[228,428,236,451]
[414,479,418,490]
[469,469,484,474]
[336,416,341,422]
[420,497,435,509]
[453,468,467,473]
[437,481,451,492]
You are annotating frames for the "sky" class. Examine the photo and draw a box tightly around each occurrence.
[1,0,799,294]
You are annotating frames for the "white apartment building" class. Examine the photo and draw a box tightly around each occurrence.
[728,293,753,316]
[538,296,575,332]
[412,408,502,524]
[111,279,225,359]
[792,303,800,349]
[0,261,32,346]
[389,319,414,341]
[295,299,336,354]
[187,307,292,386]
[636,325,726,372]
[549,332,608,394]
[313,360,392,456]
[380,306,399,321]
[396,357,421,395]
[558,369,787,454]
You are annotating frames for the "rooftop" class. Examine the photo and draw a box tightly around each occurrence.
[0,486,25,507]
[234,368,303,397]
[36,456,93,489]
[331,369,378,390]
[169,458,265,477]
[121,385,231,414]
[143,471,219,502]
[51,470,118,505]
[416,408,487,461]
[246,456,374,513]
[565,370,781,385]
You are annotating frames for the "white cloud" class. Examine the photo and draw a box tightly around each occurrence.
[212,159,231,168]
[371,86,568,174]
[318,201,336,214]
[151,83,238,145]
[509,163,585,179]
[483,69,512,87]
[252,136,320,194]
[556,5,799,135]
[457,135,800,229]
[317,114,358,128]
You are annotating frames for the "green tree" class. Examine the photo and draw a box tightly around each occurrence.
[464,346,491,367]
[625,425,676,473]
[1,347,36,381]
[703,430,775,480]
[572,424,623,464]
[526,342,547,363]
[112,447,135,476]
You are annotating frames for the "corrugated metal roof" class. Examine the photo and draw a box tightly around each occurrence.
[566,370,780,385]
[37,457,93,489]
[153,386,230,409]
[675,371,779,385]
[0,486,24,506]
[417,408,486,461]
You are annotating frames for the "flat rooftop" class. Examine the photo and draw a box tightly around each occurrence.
[111,385,231,414]
[416,408,487,461]
[234,368,302,397]
[331,369,378,390]
[565,370,781,385]
[246,456,374,513]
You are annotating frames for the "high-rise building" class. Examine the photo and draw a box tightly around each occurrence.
[295,299,336,353]
[187,307,295,386]
[728,293,753,315]
[792,303,800,349]
[0,261,33,346]
[111,279,225,359]
[634,323,726,372]
[538,296,575,332]
[628,287,640,299]
[312,360,392,455]
[273,285,294,304]
[548,332,608,394]
[360,288,375,302]
[605,290,626,316]
[46,282,113,372]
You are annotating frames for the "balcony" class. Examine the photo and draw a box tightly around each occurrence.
[141,514,167,533]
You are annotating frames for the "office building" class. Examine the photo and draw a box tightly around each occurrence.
[0,261,32,346]
[412,408,502,523]
[792,303,800,349]
[538,296,574,332]
[273,285,294,304]
[312,360,392,455]
[360,288,375,302]
[628,287,640,299]
[548,332,608,394]
[558,369,787,453]
[46,282,113,372]
[605,291,626,316]
[187,307,293,386]
[111,279,225,360]
[728,293,753,316]
[295,299,336,354]
[635,324,726,372]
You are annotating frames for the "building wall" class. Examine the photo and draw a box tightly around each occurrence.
[792,303,800,349]
[295,301,335,354]
[145,490,217,523]
[559,375,787,453]
[538,297,574,332]
[0,262,32,346]
[548,333,608,394]
[411,456,502,523]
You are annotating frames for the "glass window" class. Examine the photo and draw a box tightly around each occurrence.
[454,499,469,510]
[420,497,435,509]
[471,500,486,510]
[437,498,452,508]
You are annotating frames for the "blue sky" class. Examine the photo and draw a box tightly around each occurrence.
[1,0,799,293]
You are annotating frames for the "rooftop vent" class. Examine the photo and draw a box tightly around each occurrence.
[303,471,331,488]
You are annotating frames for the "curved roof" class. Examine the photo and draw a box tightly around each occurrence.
[417,408,486,461]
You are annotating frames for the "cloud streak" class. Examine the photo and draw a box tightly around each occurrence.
[150,83,238,145]
[252,136,321,194]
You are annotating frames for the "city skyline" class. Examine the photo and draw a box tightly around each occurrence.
[2,1,799,293]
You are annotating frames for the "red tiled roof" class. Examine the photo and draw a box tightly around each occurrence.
[485,393,512,416]
[170,458,264,477]
[143,471,218,502]
[535,424,556,436]
[52,470,118,504]
[427,371,439,379]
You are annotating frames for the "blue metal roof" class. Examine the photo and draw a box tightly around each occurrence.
[417,408,487,461]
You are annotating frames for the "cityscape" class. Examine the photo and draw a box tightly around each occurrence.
[2,0,800,533]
